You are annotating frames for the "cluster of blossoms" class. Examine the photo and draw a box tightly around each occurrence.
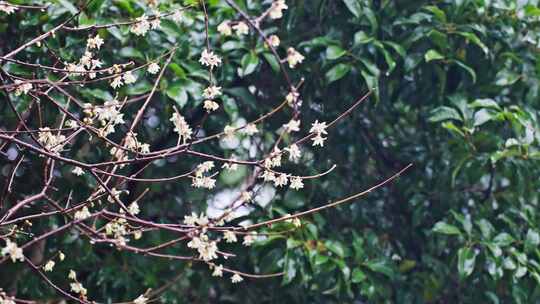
[111,69,137,89]
[42,251,65,272]
[170,112,193,143]
[37,128,66,154]
[81,99,126,137]
[13,80,32,96]
[130,13,161,36]
[68,270,88,299]
[217,21,249,37]
[125,132,151,154]
[1,239,24,263]
[65,34,105,79]
[0,1,17,15]
[74,206,92,220]
[192,161,217,189]
[187,233,218,261]
[0,290,15,304]
[216,1,303,70]
[310,120,328,147]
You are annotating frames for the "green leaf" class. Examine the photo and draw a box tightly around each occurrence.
[351,268,366,283]
[365,260,394,279]
[58,0,78,14]
[125,81,152,96]
[325,63,351,83]
[325,240,346,258]
[119,47,145,60]
[495,69,520,86]
[263,53,280,72]
[326,45,347,60]
[453,60,477,83]
[458,247,477,278]
[240,52,260,76]
[354,31,374,45]
[166,84,188,108]
[493,233,515,247]
[342,0,362,18]
[473,109,496,127]
[428,106,462,122]
[456,32,488,55]
[525,229,540,253]
[424,5,447,23]
[432,221,462,235]
[424,49,444,62]
[470,98,501,111]
[476,219,495,239]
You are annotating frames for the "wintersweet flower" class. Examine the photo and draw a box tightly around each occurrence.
[203,85,222,99]
[147,62,160,74]
[231,273,243,283]
[269,0,288,19]
[287,47,305,68]
[203,100,219,112]
[1,239,24,263]
[199,49,222,68]
[217,21,232,36]
[233,22,249,36]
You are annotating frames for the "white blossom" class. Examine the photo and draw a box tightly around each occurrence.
[283,119,300,133]
[274,173,289,187]
[223,125,236,142]
[290,177,304,190]
[72,166,84,176]
[203,85,222,99]
[240,191,252,203]
[243,123,258,136]
[147,62,160,74]
[199,49,222,68]
[128,202,140,215]
[212,264,224,277]
[70,282,87,296]
[43,260,55,272]
[123,71,137,84]
[170,112,193,143]
[231,273,243,283]
[203,100,219,112]
[13,80,32,96]
[285,144,301,161]
[268,35,280,47]
[74,206,91,220]
[286,91,300,106]
[233,22,249,36]
[68,270,77,280]
[133,295,149,304]
[1,239,24,263]
[287,47,305,68]
[86,34,104,50]
[269,0,288,19]
[0,2,18,14]
[130,15,151,36]
[243,233,256,246]
[111,76,123,89]
[172,10,183,23]
[309,120,328,134]
[312,134,326,147]
[37,127,66,154]
[150,12,161,29]
[217,21,232,36]
[223,231,237,243]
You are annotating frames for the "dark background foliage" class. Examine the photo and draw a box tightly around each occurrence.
[1,0,540,303]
